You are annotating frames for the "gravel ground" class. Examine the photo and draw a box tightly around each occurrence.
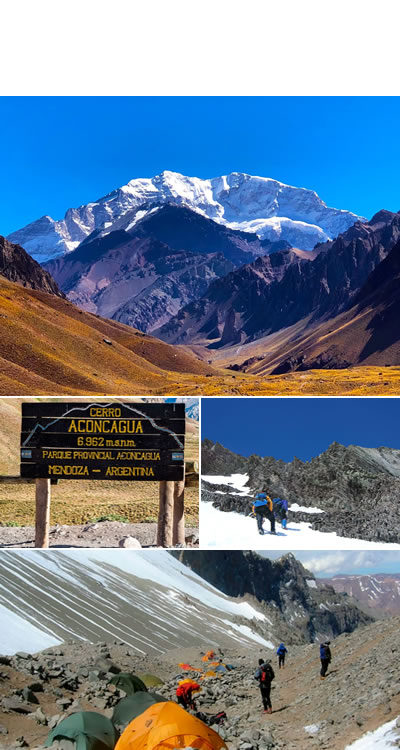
[0,521,199,548]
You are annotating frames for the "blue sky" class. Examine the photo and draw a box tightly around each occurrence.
[1,96,400,235]
[260,551,400,577]
[201,398,400,462]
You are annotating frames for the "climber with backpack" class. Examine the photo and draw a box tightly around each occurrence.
[176,681,201,710]
[273,498,289,529]
[320,641,332,679]
[276,642,288,669]
[254,657,275,713]
[252,492,276,535]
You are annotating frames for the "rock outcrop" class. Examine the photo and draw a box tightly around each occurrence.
[0,236,64,296]
[201,439,400,543]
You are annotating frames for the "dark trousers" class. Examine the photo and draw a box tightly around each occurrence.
[260,684,272,710]
[177,695,195,710]
[256,511,275,533]
[320,658,329,677]
[278,654,285,668]
[256,513,264,533]
[267,509,276,533]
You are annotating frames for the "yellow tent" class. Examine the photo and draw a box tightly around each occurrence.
[115,701,227,750]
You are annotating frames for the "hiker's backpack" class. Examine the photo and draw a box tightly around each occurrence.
[253,497,268,511]
[260,663,274,683]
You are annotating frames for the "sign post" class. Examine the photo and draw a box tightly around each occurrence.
[20,401,186,548]
[35,478,51,548]
[173,469,185,546]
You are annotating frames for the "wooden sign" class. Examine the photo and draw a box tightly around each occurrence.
[20,402,185,481]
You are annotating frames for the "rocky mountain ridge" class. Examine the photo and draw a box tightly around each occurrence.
[157,209,400,347]
[322,573,400,617]
[0,236,63,297]
[43,205,272,332]
[201,439,400,543]
[7,170,362,261]
[172,551,373,644]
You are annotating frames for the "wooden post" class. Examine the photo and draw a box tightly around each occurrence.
[173,468,185,546]
[35,478,51,549]
[157,481,174,547]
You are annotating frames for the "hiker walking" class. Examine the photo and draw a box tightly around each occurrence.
[254,657,275,713]
[320,641,331,679]
[277,642,287,669]
[273,498,289,529]
[252,493,276,535]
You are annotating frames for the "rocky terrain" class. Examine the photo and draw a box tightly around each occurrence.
[44,205,266,333]
[201,439,400,543]
[174,551,373,643]
[7,170,362,261]
[1,617,400,750]
[323,573,400,618]
[0,521,199,549]
[157,210,400,348]
[0,237,63,297]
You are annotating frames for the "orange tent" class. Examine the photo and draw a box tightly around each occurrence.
[115,701,227,750]
[178,663,200,671]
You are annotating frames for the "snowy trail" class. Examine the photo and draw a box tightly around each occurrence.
[201,473,400,550]
[200,501,400,550]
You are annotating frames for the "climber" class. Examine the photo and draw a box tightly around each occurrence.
[176,681,201,711]
[276,643,288,669]
[254,657,275,713]
[320,641,332,679]
[273,498,289,529]
[252,493,276,535]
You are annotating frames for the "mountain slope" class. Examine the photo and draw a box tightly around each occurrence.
[323,573,400,617]
[201,440,400,543]
[7,170,362,261]
[250,235,400,375]
[0,275,218,395]
[0,550,275,656]
[173,551,372,643]
[43,205,269,332]
[0,235,63,296]
[157,210,400,348]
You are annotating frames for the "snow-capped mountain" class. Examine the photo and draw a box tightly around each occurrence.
[7,171,364,261]
[323,574,400,617]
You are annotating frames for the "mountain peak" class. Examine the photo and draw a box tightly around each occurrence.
[7,172,364,261]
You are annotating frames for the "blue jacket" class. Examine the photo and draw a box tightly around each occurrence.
[277,643,287,655]
[320,644,326,659]
[274,498,288,511]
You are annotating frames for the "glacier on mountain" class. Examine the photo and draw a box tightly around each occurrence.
[7,171,364,261]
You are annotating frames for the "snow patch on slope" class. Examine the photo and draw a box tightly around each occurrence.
[344,717,400,749]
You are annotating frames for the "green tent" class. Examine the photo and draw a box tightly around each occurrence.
[108,673,148,695]
[45,711,118,750]
[136,673,164,688]
[112,691,166,730]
